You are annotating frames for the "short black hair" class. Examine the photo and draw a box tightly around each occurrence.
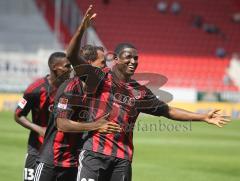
[80,45,104,62]
[48,52,66,68]
[114,43,136,57]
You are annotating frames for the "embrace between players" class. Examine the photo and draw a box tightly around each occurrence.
[14,5,230,181]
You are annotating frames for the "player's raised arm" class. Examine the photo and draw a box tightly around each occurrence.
[165,107,230,127]
[141,101,230,127]
[66,5,96,67]
[139,87,230,127]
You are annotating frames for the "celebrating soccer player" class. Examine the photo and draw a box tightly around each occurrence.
[64,5,230,181]
[34,35,120,181]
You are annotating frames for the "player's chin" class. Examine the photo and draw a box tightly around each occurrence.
[126,69,136,76]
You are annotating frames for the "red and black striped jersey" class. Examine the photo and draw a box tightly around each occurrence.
[38,76,85,167]
[82,68,169,161]
[15,76,56,156]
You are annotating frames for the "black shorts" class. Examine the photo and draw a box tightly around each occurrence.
[77,150,132,181]
[34,162,78,181]
[24,154,38,181]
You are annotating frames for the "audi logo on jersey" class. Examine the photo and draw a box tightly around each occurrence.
[114,93,135,106]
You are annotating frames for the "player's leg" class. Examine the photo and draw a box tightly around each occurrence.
[77,150,111,181]
[109,158,132,181]
[77,150,100,181]
[56,167,78,181]
[33,162,55,181]
[23,154,37,181]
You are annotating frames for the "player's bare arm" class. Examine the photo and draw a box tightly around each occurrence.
[165,107,230,127]
[56,114,121,134]
[14,114,46,136]
[66,4,96,67]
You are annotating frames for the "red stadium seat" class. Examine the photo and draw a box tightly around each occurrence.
[36,0,240,92]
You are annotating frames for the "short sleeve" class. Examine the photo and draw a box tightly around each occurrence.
[136,86,169,116]
[54,77,84,120]
[15,87,35,117]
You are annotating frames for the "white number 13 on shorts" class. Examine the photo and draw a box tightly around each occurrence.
[81,179,95,181]
[24,168,34,180]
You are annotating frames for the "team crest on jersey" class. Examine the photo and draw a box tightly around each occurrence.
[18,98,27,109]
[57,98,68,109]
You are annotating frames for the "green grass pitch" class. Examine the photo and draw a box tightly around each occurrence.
[0,111,240,181]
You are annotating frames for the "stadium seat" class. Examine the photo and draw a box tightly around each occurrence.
[36,0,240,92]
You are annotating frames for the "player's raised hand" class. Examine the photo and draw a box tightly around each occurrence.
[204,109,231,127]
[66,4,97,66]
[95,114,122,134]
[80,4,97,30]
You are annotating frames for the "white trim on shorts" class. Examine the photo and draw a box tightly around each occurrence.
[33,162,44,181]
[23,153,28,181]
[77,150,86,181]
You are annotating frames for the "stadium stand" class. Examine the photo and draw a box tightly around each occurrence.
[0,0,60,52]
[35,0,240,92]
[0,0,61,91]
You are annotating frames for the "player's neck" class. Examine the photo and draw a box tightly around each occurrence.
[112,66,130,82]
[48,73,58,87]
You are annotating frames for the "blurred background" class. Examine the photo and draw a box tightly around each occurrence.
[0,0,240,180]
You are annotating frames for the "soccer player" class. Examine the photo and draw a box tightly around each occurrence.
[80,45,106,69]
[65,6,230,181]
[34,73,121,181]
[34,29,120,181]
[14,52,72,181]
[76,43,230,181]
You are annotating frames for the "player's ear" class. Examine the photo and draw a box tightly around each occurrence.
[114,53,118,59]
[51,64,58,76]
[114,56,123,65]
[113,55,119,62]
